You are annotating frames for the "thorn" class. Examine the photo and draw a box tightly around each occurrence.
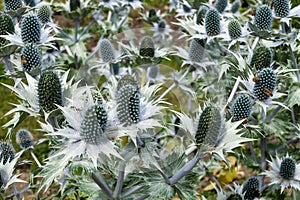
[263,88,273,97]
[252,77,259,83]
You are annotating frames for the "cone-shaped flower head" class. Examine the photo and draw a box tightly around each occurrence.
[253,68,277,101]
[254,5,272,31]
[80,104,108,145]
[279,157,296,180]
[215,0,228,13]
[21,14,41,44]
[0,142,15,165]
[228,19,242,40]
[21,43,42,72]
[188,38,206,63]
[116,75,140,126]
[37,5,52,24]
[16,129,34,150]
[195,105,222,146]
[148,8,157,18]
[139,36,155,57]
[230,94,252,122]
[197,6,208,25]
[227,194,243,200]
[0,14,15,46]
[24,0,35,7]
[231,0,241,13]
[4,0,22,11]
[70,0,81,11]
[205,8,221,36]
[250,46,273,70]
[242,177,260,200]
[157,20,167,32]
[273,0,290,18]
[99,39,115,63]
[92,90,103,104]
[38,71,63,112]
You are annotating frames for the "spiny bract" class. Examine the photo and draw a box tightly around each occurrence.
[37,5,52,24]
[242,177,260,200]
[230,94,252,122]
[99,39,115,63]
[80,105,107,145]
[188,38,206,63]
[279,157,296,180]
[139,36,155,57]
[195,105,222,146]
[0,142,15,165]
[0,14,15,46]
[273,0,290,18]
[228,19,242,39]
[214,0,228,13]
[21,43,42,72]
[38,71,63,112]
[205,8,221,36]
[253,68,277,101]
[254,5,273,31]
[250,46,273,70]
[21,14,42,44]
[16,129,34,150]
[4,0,22,11]
[116,76,140,126]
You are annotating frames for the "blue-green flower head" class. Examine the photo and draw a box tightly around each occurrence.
[99,39,116,63]
[80,104,108,145]
[38,71,63,112]
[273,0,290,18]
[139,36,155,57]
[279,157,296,180]
[231,0,241,13]
[0,142,15,165]
[215,0,228,13]
[195,105,222,146]
[21,43,42,72]
[250,46,273,70]
[21,14,42,44]
[37,5,52,24]
[4,0,22,11]
[253,68,277,101]
[188,38,206,63]
[205,8,221,36]
[16,129,34,150]
[0,14,15,46]
[254,5,273,31]
[230,94,252,122]
[242,177,260,200]
[228,19,242,40]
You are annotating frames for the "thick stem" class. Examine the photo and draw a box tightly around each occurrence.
[113,162,126,198]
[74,19,80,42]
[288,44,300,82]
[259,137,267,185]
[91,172,113,200]
[248,142,258,164]
[120,186,143,198]
[168,151,202,185]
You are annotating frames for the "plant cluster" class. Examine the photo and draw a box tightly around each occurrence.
[0,0,299,199]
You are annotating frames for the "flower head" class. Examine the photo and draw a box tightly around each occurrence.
[263,154,300,193]
[16,129,34,150]
[0,142,15,165]
[242,176,261,200]
[254,5,273,31]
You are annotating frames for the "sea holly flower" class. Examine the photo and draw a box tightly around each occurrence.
[230,94,253,122]
[254,5,273,31]
[176,0,196,17]
[230,0,241,13]
[152,20,173,41]
[271,0,300,24]
[214,0,228,13]
[4,0,22,11]
[241,68,286,115]
[228,19,242,40]
[37,4,52,24]
[174,104,254,163]
[16,129,34,150]
[250,46,273,71]
[262,154,300,193]
[21,43,42,72]
[38,87,122,192]
[106,74,164,146]
[0,14,17,57]
[0,142,15,165]
[242,176,261,200]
